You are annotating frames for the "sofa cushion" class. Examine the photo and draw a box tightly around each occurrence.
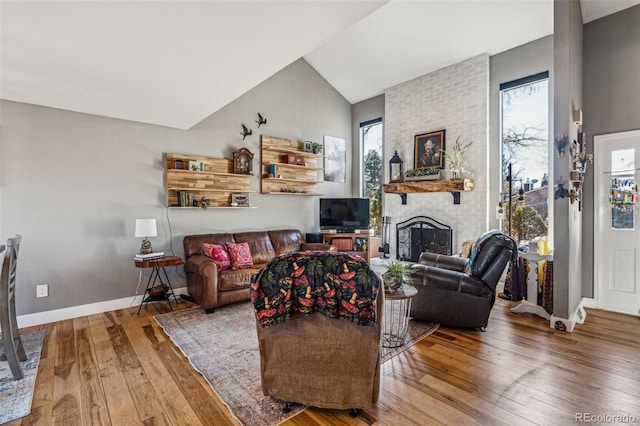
[226,242,254,269]
[183,233,235,258]
[233,232,276,265]
[201,243,231,271]
[268,229,304,256]
[219,267,263,291]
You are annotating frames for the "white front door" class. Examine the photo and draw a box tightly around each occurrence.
[594,130,640,316]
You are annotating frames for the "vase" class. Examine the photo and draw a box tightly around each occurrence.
[450,167,462,180]
[384,276,403,293]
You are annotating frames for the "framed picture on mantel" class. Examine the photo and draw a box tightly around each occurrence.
[414,129,445,169]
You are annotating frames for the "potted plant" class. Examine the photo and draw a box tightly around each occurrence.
[382,260,413,293]
[405,166,441,181]
[441,136,473,179]
[312,142,323,154]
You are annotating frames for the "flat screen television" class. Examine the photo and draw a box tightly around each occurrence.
[320,198,370,231]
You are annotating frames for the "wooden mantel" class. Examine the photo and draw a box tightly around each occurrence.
[383,179,474,204]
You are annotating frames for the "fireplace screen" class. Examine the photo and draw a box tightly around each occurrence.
[396,216,452,261]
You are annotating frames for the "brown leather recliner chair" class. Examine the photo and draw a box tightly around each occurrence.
[409,230,516,331]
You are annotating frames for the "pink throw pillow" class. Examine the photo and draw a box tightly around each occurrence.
[201,243,231,271]
[226,242,254,269]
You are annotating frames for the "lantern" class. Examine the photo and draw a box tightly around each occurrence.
[389,150,404,183]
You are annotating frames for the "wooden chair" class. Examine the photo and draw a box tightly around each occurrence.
[1,235,26,379]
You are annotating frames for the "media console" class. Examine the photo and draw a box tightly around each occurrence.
[320,231,380,264]
[323,229,370,234]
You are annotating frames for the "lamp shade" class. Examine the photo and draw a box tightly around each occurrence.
[134,219,157,238]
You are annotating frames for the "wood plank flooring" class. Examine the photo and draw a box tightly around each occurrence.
[9,297,640,426]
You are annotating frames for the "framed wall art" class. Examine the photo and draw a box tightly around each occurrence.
[188,160,205,172]
[323,135,346,182]
[414,129,446,169]
[231,193,250,207]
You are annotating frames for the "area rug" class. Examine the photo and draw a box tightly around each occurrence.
[0,331,46,424]
[155,301,438,426]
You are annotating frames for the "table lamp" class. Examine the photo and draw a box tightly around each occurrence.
[135,218,157,254]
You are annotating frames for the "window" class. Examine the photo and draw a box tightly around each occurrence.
[500,72,549,243]
[610,148,635,230]
[361,118,383,236]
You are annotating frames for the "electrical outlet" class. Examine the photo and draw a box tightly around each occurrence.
[36,284,48,298]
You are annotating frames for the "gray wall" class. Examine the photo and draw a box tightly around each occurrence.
[351,95,385,197]
[0,58,353,315]
[583,4,640,298]
[488,36,554,232]
[553,0,583,319]
[384,55,489,256]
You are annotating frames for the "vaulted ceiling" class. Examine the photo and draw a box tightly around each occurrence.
[1,1,638,130]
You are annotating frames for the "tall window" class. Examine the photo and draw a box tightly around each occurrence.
[361,118,383,236]
[500,72,549,243]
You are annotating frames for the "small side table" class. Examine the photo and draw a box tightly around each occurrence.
[510,251,553,320]
[134,255,183,314]
[383,285,418,348]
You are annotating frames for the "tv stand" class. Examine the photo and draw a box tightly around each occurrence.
[321,231,375,263]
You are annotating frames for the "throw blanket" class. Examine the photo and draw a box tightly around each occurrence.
[251,251,380,327]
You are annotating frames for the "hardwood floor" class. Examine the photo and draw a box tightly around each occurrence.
[10,298,640,426]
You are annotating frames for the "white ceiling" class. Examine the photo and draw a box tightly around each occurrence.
[1,0,638,130]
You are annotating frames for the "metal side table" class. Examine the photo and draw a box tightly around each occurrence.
[134,255,183,314]
[383,285,418,348]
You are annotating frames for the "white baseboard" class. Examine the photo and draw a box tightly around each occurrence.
[549,299,589,332]
[17,286,189,328]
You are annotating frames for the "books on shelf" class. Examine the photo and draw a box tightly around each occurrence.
[176,191,195,207]
[134,252,165,261]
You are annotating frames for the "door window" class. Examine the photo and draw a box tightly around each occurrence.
[610,148,636,230]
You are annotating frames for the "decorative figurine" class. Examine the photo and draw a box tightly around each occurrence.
[240,124,252,140]
[233,148,254,175]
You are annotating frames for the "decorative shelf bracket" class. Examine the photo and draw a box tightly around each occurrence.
[396,191,459,204]
[450,192,461,204]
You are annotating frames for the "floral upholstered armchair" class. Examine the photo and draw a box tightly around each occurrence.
[251,251,383,415]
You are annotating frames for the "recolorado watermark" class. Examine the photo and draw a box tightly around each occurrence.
[575,413,637,423]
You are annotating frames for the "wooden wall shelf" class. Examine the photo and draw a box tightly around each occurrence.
[261,135,322,195]
[383,179,474,205]
[165,153,253,208]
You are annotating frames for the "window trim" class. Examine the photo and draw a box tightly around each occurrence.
[500,71,549,91]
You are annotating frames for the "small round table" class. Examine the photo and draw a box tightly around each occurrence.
[134,255,183,314]
[383,285,418,348]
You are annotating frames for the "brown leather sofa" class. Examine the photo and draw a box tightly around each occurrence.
[409,230,516,330]
[183,229,334,313]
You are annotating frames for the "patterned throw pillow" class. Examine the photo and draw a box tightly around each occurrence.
[226,242,254,269]
[201,243,231,271]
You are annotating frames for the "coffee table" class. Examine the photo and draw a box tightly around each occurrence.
[383,284,418,348]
